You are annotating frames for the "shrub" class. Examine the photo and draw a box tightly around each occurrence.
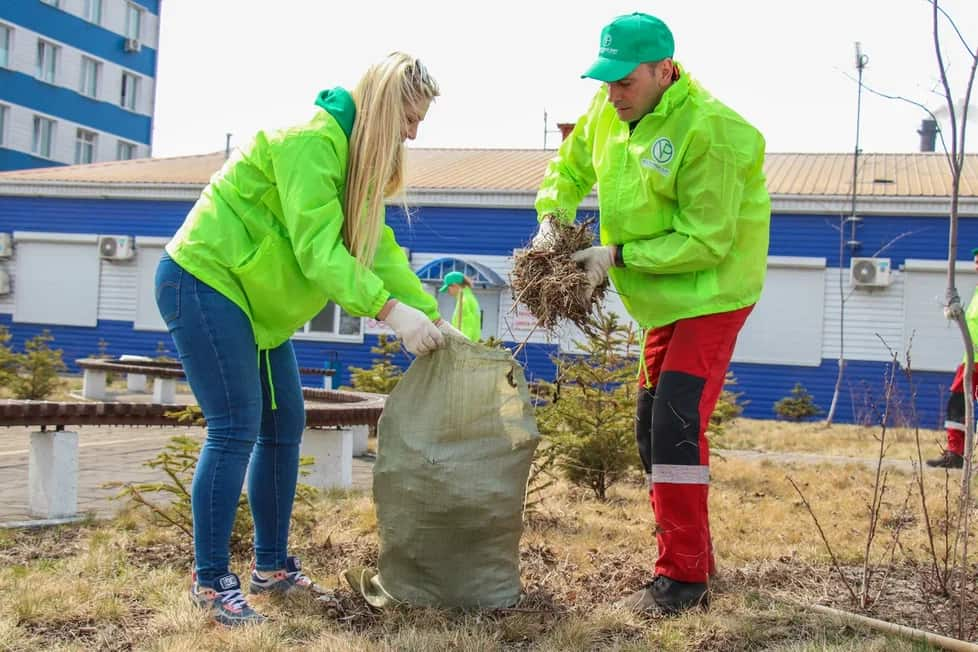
[709,372,746,445]
[345,334,407,395]
[534,308,640,500]
[8,330,66,400]
[774,382,823,421]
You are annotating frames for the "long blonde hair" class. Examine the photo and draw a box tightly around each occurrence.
[345,52,439,267]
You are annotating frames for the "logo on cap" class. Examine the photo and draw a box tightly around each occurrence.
[602,34,612,47]
[651,137,674,164]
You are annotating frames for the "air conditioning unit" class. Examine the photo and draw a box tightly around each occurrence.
[99,235,135,260]
[0,233,11,258]
[123,38,141,53]
[850,257,892,288]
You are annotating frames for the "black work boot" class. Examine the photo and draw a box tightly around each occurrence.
[926,451,964,469]
[616,575,709,614]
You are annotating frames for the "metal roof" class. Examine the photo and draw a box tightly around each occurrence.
[0,148,975,198]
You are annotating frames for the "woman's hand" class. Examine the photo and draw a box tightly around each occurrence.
[382,301,444,355]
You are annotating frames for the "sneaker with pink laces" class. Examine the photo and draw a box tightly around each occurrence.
[190,571,266,627]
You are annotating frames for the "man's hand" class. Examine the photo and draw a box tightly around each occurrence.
[570,245,616,301]
[436,319,466,339]
[530,214,558,250]
[383,302,444,356]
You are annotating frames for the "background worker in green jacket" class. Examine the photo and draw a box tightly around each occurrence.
[439,271,482,341]
[531,13,771,614]
[927,246,978,469]
[155,52,462,627]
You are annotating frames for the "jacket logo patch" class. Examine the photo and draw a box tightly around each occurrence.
[650,137,674,164]
[641,137,674,176]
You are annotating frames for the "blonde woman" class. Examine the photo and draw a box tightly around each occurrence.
[438,271,482,341]
[155,52,460,626]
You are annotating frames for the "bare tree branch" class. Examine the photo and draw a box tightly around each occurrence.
[925,0,977,59]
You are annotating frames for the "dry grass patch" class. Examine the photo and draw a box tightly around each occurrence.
[0,457,970,650]
[720,418,945,462]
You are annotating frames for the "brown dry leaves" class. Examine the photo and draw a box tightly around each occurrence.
[510,214,608,334]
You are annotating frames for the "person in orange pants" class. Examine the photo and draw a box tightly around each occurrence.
[927,246,978,469]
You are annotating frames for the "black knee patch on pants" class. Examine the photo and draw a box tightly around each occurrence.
[651,370,706,466]
[947,390,965,424]
[636,387,654,474]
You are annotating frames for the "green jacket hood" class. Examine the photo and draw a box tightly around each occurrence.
[314,87,355,139]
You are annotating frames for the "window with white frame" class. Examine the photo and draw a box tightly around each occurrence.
[120,72,139,110]
[75,128,97,164]
[32,116,55,158]
[0,25,10,68]
[297,302,363,340]
[0,105,7,146]
[80,57,100,98]
[35,39,58,84]
[125,3,143,40]
[117,140,136,160]
[84,0,102,25]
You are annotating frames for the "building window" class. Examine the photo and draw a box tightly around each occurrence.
[0,105,7,146]
[80,57,100,98]
[297,302,363,339]
[32,116,55,158]
[84,0,102,24]
[120,72,139,110]
[125,3,142,40]
[117,140,136,160]
[0,25,10,69]
[75,129,97,164]
[35,40,58,84]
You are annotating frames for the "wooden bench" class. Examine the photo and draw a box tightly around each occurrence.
[77,358,338,402]
[77,357,186,404]
[1,387,383,524]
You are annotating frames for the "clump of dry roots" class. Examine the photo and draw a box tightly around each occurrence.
[510,215,608,334]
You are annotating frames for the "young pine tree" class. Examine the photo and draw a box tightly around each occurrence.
[9,330,66,400]
[534,308,640,500]
[345,334,409,395]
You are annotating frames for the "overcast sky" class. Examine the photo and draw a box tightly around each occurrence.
[150,0,977,158]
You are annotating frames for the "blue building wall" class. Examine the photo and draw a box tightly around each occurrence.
[0,193,971,427]
[0,0,160,171]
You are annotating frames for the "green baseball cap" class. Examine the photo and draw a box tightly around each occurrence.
[971,247,978,257]
[582,13,675,82]
[439,271,465,293]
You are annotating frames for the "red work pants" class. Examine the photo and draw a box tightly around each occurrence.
[636,305,753,583]
[945,363,978,455]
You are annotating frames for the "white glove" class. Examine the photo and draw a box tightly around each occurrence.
[530,215,558,250]
[383,302,444,356]
[570,245,616,300]
[437,320,466,339]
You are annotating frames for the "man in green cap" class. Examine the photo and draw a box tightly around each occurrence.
[927,246,978,469]
[439,271,482,342]
[531,12,770,614]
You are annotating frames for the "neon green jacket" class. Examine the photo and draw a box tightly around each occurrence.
[452,287,482,341]
[165,88,439,350]
[535,63,771,329]
[964,285,978,363]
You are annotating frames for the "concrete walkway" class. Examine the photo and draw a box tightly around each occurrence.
[1,423,927,527]
[0,423,374,526]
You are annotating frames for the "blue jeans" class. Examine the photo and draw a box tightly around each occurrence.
[155,253,306,586]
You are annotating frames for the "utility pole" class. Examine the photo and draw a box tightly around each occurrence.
[827,41,869,425]
[225,133,232,159]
